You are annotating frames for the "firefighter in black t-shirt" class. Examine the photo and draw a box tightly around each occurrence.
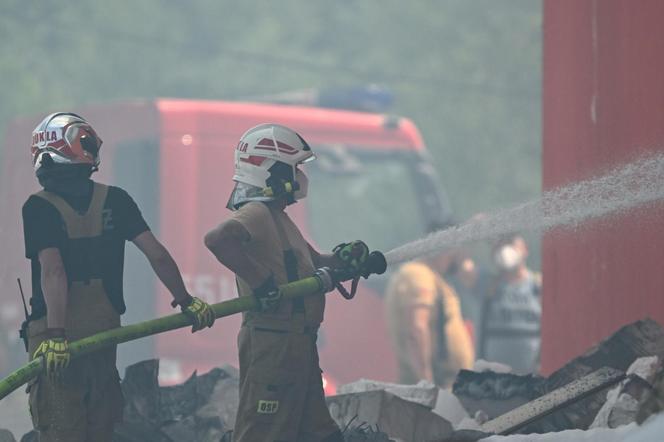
[22,112,216,442]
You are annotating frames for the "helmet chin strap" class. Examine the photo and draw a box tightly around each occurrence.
[262,181,299,198]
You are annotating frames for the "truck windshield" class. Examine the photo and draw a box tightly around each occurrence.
[305,145,451,254]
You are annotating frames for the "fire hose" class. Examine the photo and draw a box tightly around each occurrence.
[0,252,386,401]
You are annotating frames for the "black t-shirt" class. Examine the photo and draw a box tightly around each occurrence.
[22,181,150,318]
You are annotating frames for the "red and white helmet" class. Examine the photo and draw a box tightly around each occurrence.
[31,112,102,173]
[233,123,315,190]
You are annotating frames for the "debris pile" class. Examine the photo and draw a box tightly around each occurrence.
[112,360,396,442]
[452,370,547,421]
[590,356,661,429]
[636,361,664,423]
[447,319,664,440]
[327,388,452,442]
[337,379,440,408]
[111,359,239,442]
[6,319,664,442]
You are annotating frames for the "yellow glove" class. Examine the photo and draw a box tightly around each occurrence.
[180,296,216,332]
[333,240,370,274]
[33,337,70,380]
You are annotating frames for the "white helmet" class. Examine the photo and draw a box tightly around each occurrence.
[233,123,314,187]
[31,112,102,174]
[228,124,315,209]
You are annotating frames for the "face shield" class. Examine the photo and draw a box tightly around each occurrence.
[227,156,315,210]
[293,167,309,200]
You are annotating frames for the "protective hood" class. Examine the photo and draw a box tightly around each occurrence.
[226,170,310,211]
[226,181,274,211]
[37,163,94,198]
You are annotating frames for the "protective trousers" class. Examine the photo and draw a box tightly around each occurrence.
[232,323,340,442]
[27,185,123,442]
[27,281,123,442]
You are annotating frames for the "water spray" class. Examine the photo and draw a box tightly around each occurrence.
[386,153,664,265]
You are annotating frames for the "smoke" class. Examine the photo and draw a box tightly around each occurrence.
[386,152,664,265]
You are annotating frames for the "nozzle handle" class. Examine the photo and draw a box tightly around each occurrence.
[365,251,387,276]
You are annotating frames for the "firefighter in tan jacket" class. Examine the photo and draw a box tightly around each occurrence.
[205,124,370,442]
[386,250,474,388]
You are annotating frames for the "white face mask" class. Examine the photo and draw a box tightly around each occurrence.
[494,245,523,271]
[293,169,309,200]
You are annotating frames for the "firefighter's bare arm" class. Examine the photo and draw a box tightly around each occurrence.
[133,231,215,331]
[204,219,271,286]
[133,231,189,303]
[308,244,341,268]
[39,248,67,331]
[406,306,435,382]
[36,247,70,378]
[205,219,280,311]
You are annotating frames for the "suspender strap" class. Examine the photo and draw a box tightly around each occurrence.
[34,183,109,238]
[283,250,300,282]
[33,184,109,283]
[268,207,304,312]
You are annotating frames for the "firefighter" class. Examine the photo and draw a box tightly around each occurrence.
[385,243,475,388]
[23,113,215,442]
[205,124,370,442]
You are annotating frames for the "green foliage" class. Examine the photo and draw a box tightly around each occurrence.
[0,0,541,249]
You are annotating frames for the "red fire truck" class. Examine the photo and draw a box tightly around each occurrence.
[0,99,452,387]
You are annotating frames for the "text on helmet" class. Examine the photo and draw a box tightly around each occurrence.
[33,131,59,146]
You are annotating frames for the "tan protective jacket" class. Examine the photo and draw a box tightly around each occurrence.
[228,201,339,442]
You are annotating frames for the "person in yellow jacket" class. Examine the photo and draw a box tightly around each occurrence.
[385,247,474,388]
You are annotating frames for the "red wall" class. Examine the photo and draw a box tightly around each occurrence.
[541,0,664,373]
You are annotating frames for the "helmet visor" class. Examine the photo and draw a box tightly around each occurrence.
[299,153,316,164]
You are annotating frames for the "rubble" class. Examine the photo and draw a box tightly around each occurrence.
[591,356,661,428]
[342,425,395,441]
[482,367,625,435]
[326,389,453,442]
[636,358,664,424]
[337,379,439,409]
[8,319,664,442]
[452,369,546,420]
[451,319,664,436]
[113,359,239,442]
[338,378,472,430]
[524,319,664,433]
[432,388,470,427]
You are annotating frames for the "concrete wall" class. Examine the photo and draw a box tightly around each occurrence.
[541,0,664,373]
